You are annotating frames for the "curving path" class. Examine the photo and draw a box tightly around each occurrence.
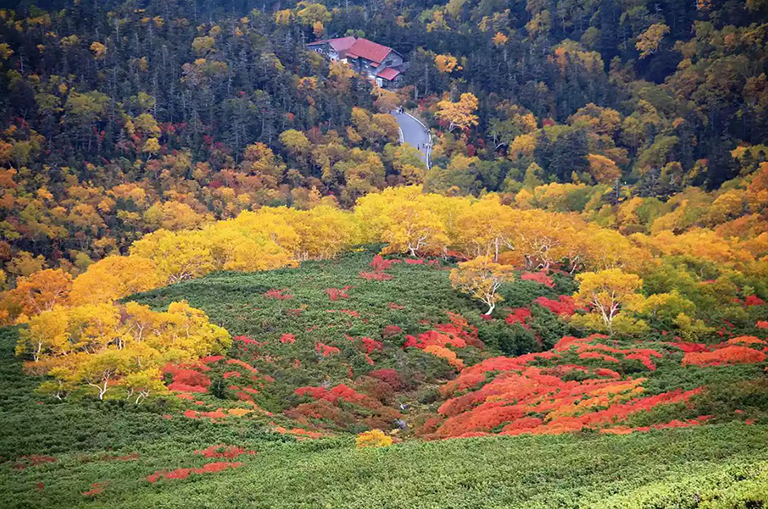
[391,110,431,169]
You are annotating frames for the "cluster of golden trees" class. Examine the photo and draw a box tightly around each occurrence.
[5,173,768,399]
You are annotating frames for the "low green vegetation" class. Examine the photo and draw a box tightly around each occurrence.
[2,249,768,508]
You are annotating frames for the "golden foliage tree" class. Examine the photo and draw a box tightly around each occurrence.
[450,255,515,315]
[435,93,479,132]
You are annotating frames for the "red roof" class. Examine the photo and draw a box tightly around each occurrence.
[328,36,357,53]
[377,68,401,81]
[346,38,393,66]
[308,36,357,53]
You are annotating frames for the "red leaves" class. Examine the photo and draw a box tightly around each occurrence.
[147,462,243,483]
[554,335,661,370]
[744,295,766,306]
[226,358,258,374]
[328,309,359,318]
[505,307,531,327]
[520,271,555,288]
[234,335,262,346]
[279,333,296,344]
[368,369,404,390]
[682,345,766,366]
[534,295,577,316]
[359,271,393,280]
[295,383,367,404]
[370,255,395,272]
[326,286,351,301]
[14,455,57,470]
[264,288,292,300]
[757,321,768,330]
[361,337,383,354]
[360,255,398,280]
[194,444,257,459]
[315,342,340,357]
[81,482,109,496]
[405,330,466,349]
[164,364,211,393]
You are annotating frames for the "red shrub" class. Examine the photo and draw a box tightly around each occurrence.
[280,333,296,344]
[164,364,211,393]
[194,445,257,459]
[520,271,555,288]
[534,295,577,316]
[81,482,109,496]
[405,259,424,264]
[505,308,531,327]
[264,288,292,300]
[359,271,393,281]
[368,369,404,390]
[361,337,384,354]
[745,295,766,306]
[315,342,341,357]
[146,462,243,483]
[326,286,351,300]
[14,455,57,470]
[370,255,394,272]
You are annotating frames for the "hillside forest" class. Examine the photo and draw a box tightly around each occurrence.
[1,0,768,507]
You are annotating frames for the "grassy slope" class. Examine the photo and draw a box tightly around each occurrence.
[2,249,768,507]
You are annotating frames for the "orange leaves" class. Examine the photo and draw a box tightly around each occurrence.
[425,345,464,370]
[682,345,766,366]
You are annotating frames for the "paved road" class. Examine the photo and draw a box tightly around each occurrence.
[391,110,431,168]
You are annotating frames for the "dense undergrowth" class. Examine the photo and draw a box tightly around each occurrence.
[2,247,768,507]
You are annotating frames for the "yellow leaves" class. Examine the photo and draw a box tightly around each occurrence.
[435,93,479,132]
[573,269,645,334]
[191,36,215,56]
[355,186,449,257]
[143,201,209,231]
[449,255,515,315]
[142,137,160,154]
[356,429,393,448]
[274,9,292,25]
[508,133,537,161]
[636,23,670,59]
[435,54,461,73]
[89,41,106,60]
[0,43,13,60]
[18,299,230,400]
[587,154,621,184]
[70,255,162,305]
[8,269,72,320]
